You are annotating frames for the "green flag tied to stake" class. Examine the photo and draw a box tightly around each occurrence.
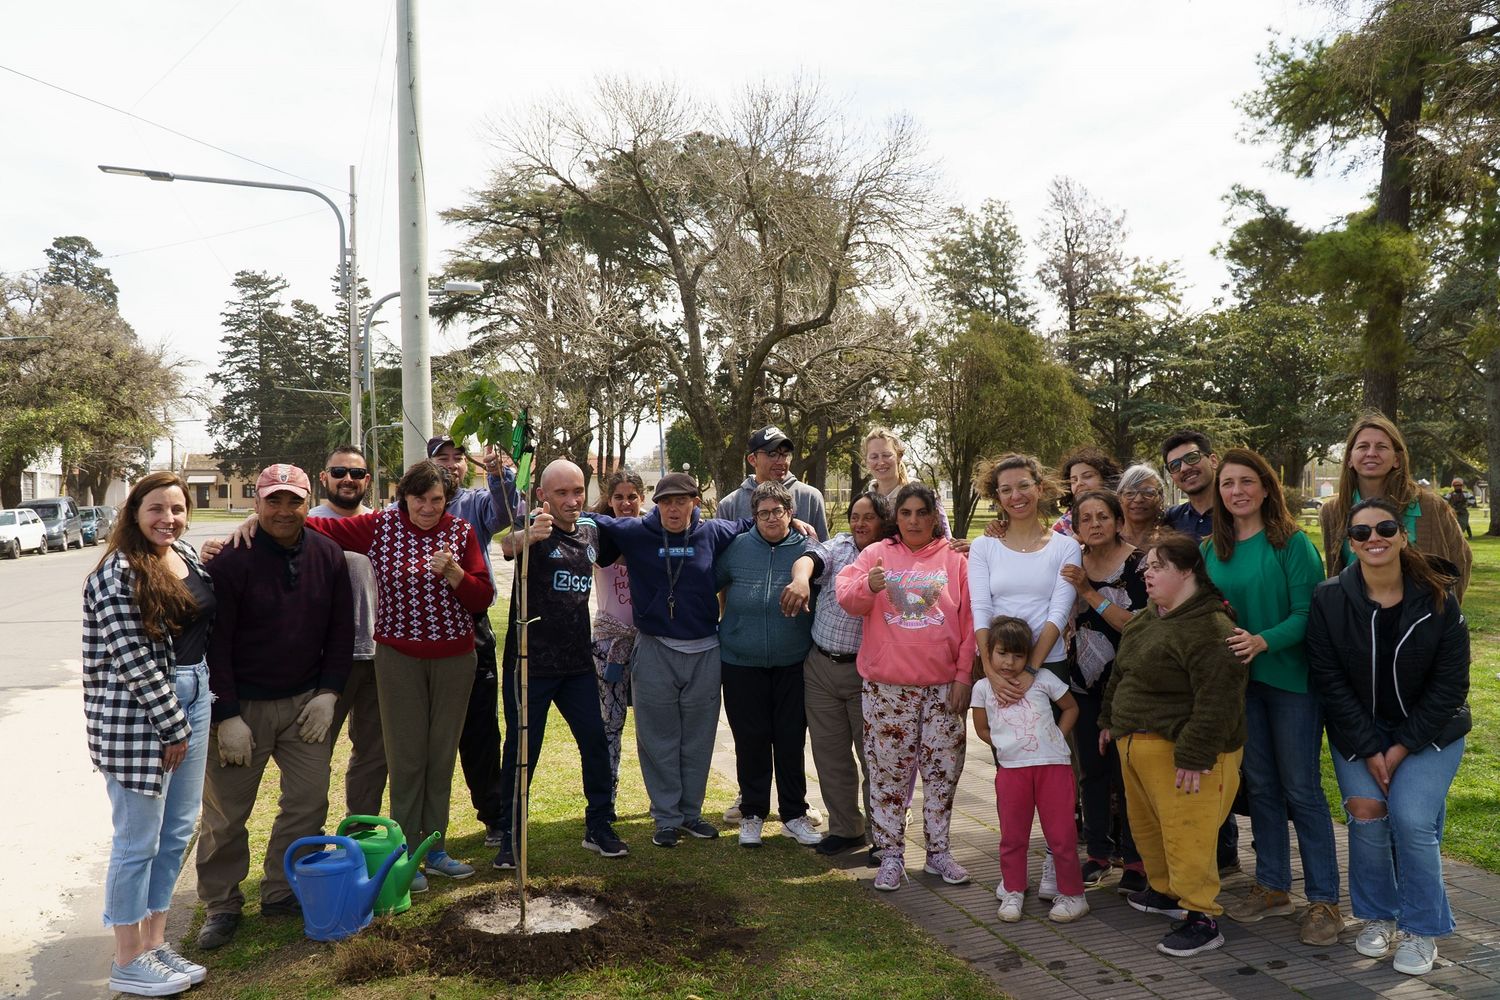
[510,408,534,494]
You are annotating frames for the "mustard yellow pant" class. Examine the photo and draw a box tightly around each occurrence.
[1119,733,1242,916]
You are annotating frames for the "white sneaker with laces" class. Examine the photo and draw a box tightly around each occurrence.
[1393,933,1437,976]
[1039,852,1058,901]
[152,944,206,985]
[806,805,824,827]
[723,795,743,823]
[108,951,191,996]
[1049,893,1090,923]
[997,891,1025,922]
[739,816,764,847]
[784,815,823,845]
[1355,919,1398,958]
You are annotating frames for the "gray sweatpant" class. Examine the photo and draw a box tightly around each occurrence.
[631,633,722,830]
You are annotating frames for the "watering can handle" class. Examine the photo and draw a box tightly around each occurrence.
[335,815,398,838]
[283,834,362,888]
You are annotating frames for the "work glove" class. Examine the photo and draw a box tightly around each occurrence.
[217,716,254,767]
[296,692,339,744]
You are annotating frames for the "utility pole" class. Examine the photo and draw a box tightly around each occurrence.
[348,165,363,444]
[396,0,433,467]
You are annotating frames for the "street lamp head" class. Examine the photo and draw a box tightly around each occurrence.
[98,165,175,182]
[439,280,484,296]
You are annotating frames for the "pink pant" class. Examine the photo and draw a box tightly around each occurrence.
[995,763,1083,896]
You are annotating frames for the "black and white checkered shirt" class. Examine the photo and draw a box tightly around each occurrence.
[82,540,213,797]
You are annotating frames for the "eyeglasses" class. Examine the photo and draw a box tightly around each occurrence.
[754,507,789,521]
[995,480,1036,498]
[1348,520,1401,543]
[1121,488,1162,501]
[1166,450,1204,473]
[327,467,369,480]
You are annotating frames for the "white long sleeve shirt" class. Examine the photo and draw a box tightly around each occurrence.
[967,532,1082,663]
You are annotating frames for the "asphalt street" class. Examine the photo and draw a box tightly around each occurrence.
[0,521,220,1000]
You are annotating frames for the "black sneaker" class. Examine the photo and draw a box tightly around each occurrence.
[865,847,882,868]
[1157,912,1225,957]
[1117,868,1149,895]
[1128,887,1188,920]
[1080,858,1111,887]
[484,823,506,847]
[260,895,302,918]
[195,912,240,951]
[652,827,679,848]
[815,834,865,857]
[1218,856,1243,878]
[677,818,719,839]
[491,835,516,870]
[583,823,630,858]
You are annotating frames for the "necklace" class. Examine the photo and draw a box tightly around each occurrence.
[1004,528,1049,553]
[660,519,686,619]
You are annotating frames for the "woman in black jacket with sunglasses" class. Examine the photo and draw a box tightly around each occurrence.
[1305,498,1470,979]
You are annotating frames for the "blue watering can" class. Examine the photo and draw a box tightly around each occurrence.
[283,834,402,941]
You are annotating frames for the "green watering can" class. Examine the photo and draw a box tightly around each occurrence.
[334,815,440,916]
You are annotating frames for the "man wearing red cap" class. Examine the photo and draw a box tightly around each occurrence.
[194,464,354,951]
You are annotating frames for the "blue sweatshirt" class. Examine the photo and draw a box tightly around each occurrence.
[593,507,751,640]
[446,468,524,584]
[715,527,813,667]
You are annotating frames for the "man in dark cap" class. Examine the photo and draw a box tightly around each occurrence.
[715,425,829,541]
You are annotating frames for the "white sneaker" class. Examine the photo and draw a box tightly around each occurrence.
[784,815,823,846]
[1049,893,1090,923]
[739,816,764,848]
[108,951,191,996]
[723,795,743,823]
[1393,933,1437,976]
[1039,853,1058,901]
[1355,919,1398,958]
[806,805,824,828]
[997,890,1025,922]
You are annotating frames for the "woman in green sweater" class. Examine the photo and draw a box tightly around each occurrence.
[1204,448,1340,946]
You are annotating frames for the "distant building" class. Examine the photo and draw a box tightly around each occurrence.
[17,449,63,502]
[180,453,257,512]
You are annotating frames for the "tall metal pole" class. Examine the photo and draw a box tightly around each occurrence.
[364,291,401,505]
[396,0,433,467]
[347,165,362,444]
[516,517,531,930]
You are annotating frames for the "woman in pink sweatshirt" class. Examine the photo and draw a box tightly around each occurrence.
[837,482,975,892]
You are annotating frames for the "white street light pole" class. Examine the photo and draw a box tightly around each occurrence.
[396,0,432,468]
[97,163,364,441]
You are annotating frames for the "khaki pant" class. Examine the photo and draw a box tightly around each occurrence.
[196,690,333,915]
[329,658,387,818]
[803,647,870,839]
[1120,733,1242,916]
[374,645,476,854]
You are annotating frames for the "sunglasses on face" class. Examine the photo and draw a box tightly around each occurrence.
[1348,520,1401,543]
[327,467,369,480]
[1166,450,1204,473]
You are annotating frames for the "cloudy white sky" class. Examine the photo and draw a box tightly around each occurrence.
[3,0,1372,458]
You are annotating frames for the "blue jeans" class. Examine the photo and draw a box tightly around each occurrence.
[1242,681,1340,902]
[1332,734,1464,937]
[493,666,614,832]
[102,660,211,927]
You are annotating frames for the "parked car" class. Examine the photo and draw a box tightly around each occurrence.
[79,507,101,546]
[20,496,84,551]
[88,505,118,537]
[0,508,48,558]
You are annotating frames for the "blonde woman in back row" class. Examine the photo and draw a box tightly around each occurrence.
[863,427,963,550]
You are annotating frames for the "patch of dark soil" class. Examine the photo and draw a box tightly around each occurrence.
[336,877,756,984]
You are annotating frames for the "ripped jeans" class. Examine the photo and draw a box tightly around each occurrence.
[1330,733,1464,938]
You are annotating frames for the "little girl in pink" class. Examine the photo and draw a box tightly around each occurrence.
[972,615,1089,923]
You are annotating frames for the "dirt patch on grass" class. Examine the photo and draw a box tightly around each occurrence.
[335,877,756,984]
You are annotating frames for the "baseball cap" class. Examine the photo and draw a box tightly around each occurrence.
[256,463,311,500]
[653,472,701,499]
[748,425,793,453]
[426,435,464,458]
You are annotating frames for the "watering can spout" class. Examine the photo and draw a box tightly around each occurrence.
[384,830,441,900]
[361,846,403,917]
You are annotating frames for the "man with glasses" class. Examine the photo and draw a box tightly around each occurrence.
[1159,429,1243,877]
[1161,430,1219,541]
[425,434,524,857]
[715,425,829,541]
[310,446,386,822]
[714,482,822,849]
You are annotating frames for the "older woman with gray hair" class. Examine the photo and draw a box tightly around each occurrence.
[1117,464,1168,550]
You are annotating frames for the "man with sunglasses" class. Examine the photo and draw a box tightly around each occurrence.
[310,446,386,823]
[1159,429,1242,877]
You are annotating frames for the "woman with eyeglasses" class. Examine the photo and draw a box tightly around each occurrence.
[1203,448,1341,946]
[1319,413,1471,601]
[1116,464,1167,550]
[1305,499,1469,978]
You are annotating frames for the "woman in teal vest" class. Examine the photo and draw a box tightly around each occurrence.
[1203,448,1341,947]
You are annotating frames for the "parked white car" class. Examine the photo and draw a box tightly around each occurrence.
[0,508,48,559]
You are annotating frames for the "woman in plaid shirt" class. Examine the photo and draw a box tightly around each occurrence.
[83,472,216,995]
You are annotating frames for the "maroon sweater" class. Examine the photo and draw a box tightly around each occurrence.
[306,507,493,658]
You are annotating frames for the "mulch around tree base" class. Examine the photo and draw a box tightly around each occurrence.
[335,877,756,984]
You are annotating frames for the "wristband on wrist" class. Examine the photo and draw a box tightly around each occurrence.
[1094,598,1113,615]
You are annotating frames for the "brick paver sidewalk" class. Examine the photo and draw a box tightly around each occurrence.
[710,716,1500,1000]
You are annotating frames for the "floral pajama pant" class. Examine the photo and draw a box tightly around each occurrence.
[862,680,966,857]
[592,638,632,814]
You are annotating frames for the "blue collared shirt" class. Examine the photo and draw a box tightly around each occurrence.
[446,468,524,585]
[1163,500,1213,541]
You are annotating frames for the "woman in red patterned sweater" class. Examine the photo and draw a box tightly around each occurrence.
[302,460,492,882]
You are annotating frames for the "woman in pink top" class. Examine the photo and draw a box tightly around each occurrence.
[837,483,975,892]
[590,468,645,818]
